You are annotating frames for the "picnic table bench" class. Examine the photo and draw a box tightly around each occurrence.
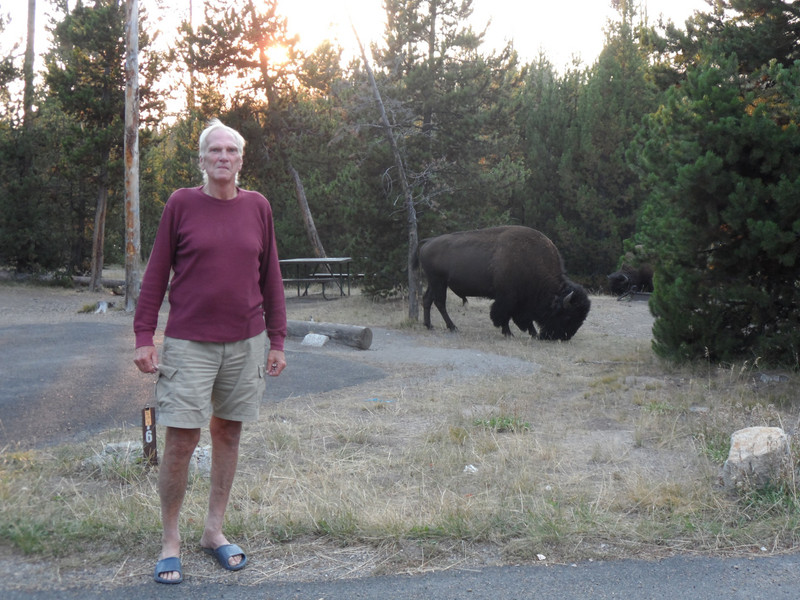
[280,257,353,299]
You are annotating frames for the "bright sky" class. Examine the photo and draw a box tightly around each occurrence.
[2,0,710,72]
[277,0,710,68]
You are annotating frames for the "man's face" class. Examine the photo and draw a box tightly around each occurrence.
[200,129,243,184]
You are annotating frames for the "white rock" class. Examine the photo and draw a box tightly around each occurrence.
[82,441,212,478]
[82,441,142,469]
[104,441,139,456]
[189,445,212,478]
[721,427,790,490]
[302,333,329,347]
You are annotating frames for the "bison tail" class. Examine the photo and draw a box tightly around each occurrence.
[412,238,429,270]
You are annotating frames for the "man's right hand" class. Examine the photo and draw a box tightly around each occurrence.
[134,345,159,374]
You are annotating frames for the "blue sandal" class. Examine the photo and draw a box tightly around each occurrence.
[203,543,247,571]
[154,556,183,584]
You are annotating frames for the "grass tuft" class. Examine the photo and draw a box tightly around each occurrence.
[473,416,531,433]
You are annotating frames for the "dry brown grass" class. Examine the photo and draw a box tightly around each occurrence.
[1,284,799,590]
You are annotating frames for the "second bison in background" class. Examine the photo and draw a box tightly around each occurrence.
[607,264,654,296]
[417,226,591,340]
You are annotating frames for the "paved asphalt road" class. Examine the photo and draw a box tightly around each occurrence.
[0,320,386,449]
[5,554,800,599]
[3,319,800,598]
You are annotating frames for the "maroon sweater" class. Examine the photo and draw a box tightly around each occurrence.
[134,186,287,351]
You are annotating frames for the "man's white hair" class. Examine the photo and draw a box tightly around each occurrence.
[198,118,246,184]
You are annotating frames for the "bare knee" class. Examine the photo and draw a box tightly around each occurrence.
[210,417,242,447]
[165,427,201,459]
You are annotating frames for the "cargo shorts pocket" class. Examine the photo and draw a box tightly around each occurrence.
[156,364,179,394]
[253,364,267,402]
[250,364,267,418]
[154,364,180,415]
[157,365,178,379]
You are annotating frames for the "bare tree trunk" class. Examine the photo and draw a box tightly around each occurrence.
[89,166,108,292]
[422,0,436,140]
[245,0,326,258]
[23,0,35,135]
[185,0,196,109]
[124,0,141,311]
[353,27,421,320]
[289,164,326,258]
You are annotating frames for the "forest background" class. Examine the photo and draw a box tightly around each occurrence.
[0,0,798,367]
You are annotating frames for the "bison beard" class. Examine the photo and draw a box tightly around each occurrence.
[417,226,591,341]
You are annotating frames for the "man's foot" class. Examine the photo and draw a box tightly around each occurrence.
[153,556,183,584]
[200,532,246,570]
[201,543,247,571]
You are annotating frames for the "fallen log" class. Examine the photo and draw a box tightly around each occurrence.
[287,320,372,350]
[73,276,127,288]
[0,271,127,289]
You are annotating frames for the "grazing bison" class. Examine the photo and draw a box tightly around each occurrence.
[417,226,591,340]
[607,264,654,296]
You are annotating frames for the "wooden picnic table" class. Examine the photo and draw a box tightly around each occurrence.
[279,257,352,299]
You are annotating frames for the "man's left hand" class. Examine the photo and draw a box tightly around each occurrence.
[266,349,286,376]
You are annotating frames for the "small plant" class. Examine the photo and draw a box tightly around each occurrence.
[695,426,731,464]
[739,482,800,515]
[642,400,676,414]
[448,426,468,445]
[473,416,530,433]
[1,449,38,470]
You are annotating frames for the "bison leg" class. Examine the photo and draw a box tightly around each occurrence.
[422,286,435,329]
[512,314,537,338]
[424,282,458,331]
[489,301,513,336]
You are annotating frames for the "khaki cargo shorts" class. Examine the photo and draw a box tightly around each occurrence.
[155,331,267,428]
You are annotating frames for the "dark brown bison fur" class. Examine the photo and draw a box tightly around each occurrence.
[607,264,654,296]
[416,226,591,341]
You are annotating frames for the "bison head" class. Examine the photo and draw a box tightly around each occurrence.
[608,264,654,296]
[538,283,591,341]
[608,270,631,296]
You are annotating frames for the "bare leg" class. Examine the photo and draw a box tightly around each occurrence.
[157,426,201,582]
[199,416,244,568]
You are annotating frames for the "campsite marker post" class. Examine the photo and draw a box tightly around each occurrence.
[142,405,158,466]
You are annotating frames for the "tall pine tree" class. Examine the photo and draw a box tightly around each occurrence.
[631,1,800,367]
[520,1,656,284]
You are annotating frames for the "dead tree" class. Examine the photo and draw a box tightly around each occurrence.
[354,27,421,320]
[124,0,141,311]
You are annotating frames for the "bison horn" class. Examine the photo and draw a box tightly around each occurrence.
[563,290,574,307]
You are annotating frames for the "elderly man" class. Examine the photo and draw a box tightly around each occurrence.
[134,119,287,584]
